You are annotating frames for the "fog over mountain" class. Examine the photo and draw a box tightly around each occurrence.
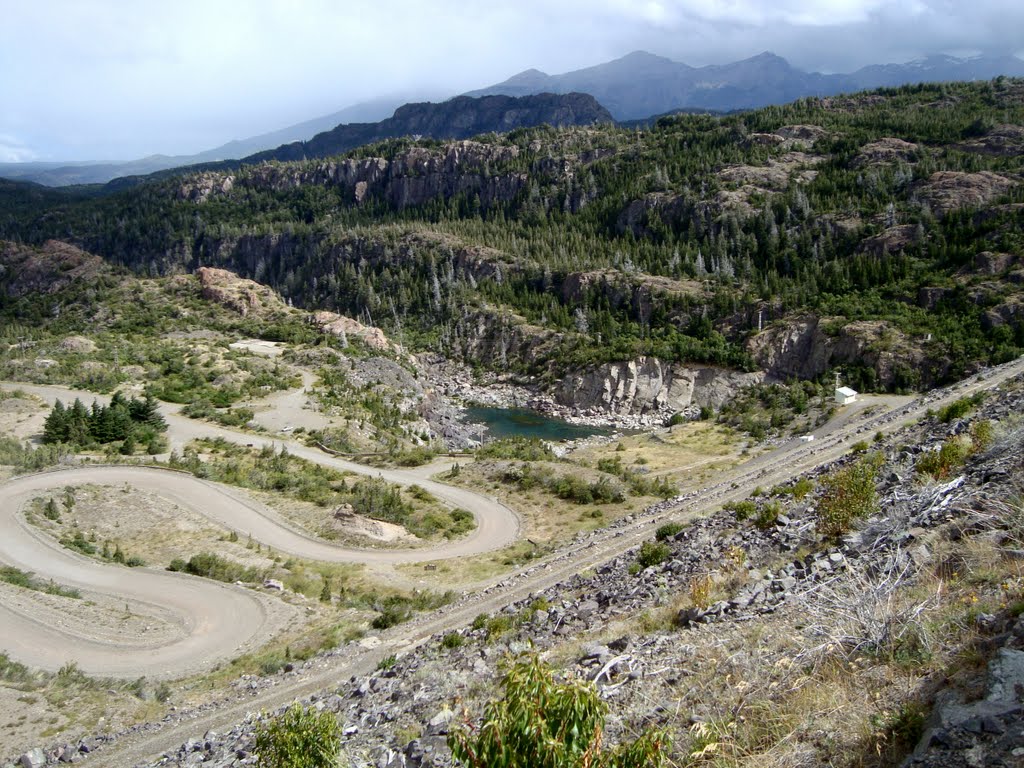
[1,1,1022,163]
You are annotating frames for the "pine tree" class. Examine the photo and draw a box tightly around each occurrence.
[42,400,68,444]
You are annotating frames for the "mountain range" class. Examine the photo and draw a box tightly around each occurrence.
[2,50,1022,187]
[469,50,1024,119]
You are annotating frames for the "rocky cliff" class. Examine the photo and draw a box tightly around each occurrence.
[747,316,931,389]
[556,356,764,414]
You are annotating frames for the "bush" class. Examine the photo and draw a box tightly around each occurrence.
[817,454,882,538]
[755,501,782,530]
[448,654,670,768]
[635,541,671,570]
[254,703,341,768]
[167,552,262,583]
[936,393,985,423]
[724,499,757,521]
[655,522,684,541]
[441,632,464,649]
[476,437,555,462]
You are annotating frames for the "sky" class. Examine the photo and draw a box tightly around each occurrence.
[1,0,1022,163]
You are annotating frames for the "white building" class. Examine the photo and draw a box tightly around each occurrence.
[834,386,858,405]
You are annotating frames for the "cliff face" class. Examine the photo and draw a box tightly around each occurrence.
[184,141,529,211]
[556,357,764,414]
[747,317,932,389]
[245,92,613,164]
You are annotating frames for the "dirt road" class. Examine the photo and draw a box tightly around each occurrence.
[0,384,519,678]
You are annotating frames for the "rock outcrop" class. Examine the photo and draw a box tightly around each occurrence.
[747,316,928,388]
[916,171,1017,216]
[556,357,763,414]
[195,267,286,317]
[0,240,106,298]
[311,311,391,351]
[237,141,529,211]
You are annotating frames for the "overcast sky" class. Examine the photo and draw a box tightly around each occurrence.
[1,0,1022,162]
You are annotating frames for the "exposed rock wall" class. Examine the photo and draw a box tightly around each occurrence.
[747,316,930,388]
[237,141,529,211]
[556,356,764,414]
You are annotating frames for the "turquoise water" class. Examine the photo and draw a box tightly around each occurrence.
[464,406,609,442]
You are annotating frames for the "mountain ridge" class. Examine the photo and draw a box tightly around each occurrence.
[468,50,1024,118]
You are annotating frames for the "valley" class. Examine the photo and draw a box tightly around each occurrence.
[1,77,1023,767]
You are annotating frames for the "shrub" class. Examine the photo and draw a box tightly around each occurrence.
[476,437,555,462]
[448,654,670,768]
[254,703,341,768]
[635,541,671,570]
[441,632,464,649]
[816,455,882,538]
[724,499,757,521]
[167,552,262,583]
[936,393,985,423]
[655,522,684,541]
[755,501,782,530]
[689,574,714,609]
[915,437,971,479]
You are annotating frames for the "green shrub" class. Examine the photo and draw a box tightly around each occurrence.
[254,703,341,768]
[937,393,985,423]
[441,632,464,649]
[915,437,971,479]
[724,499,757,521]
[167,552,262,583]
[448,654,670,768]
[635,541,671,570]
[655,522,684,541]
[817,454,882,538]
[755,501,782,530]
[477,437,555,462]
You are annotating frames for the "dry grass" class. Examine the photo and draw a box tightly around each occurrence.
[571,421,747,489]
[444,460,645,544]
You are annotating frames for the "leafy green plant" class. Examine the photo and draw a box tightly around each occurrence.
[634,541,671,570]
[254,703,341,768]
[448,655,670,768]
[816,454,882,538]
[936,393,985,423]
[441,632,465,649]
[655,522,683,541]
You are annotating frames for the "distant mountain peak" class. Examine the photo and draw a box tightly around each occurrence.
[465,49,1024,121]
[618,50,675,63]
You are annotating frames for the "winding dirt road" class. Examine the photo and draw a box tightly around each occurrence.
[0,383,519,678]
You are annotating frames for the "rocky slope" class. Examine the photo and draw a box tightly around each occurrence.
[12,371,1023,768]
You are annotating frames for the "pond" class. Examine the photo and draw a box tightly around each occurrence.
[464,406,610,442]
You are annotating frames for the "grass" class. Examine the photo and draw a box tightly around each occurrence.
[395,539,553,586]
[571,421,745,490]
[174,438,473,540]
[0,566,81,599]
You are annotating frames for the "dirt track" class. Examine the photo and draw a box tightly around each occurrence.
[0,384,520,678]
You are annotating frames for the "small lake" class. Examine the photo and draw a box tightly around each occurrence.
[464,406,610,442]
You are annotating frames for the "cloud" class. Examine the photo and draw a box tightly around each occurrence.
[0,1,1021,160]
[0,135,37,163]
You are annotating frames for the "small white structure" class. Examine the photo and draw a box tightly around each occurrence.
[834,386,858,405]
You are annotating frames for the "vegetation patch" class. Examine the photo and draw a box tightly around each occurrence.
[0,566,81,599]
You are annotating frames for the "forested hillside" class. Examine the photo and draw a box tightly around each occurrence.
[2,79,1023,394]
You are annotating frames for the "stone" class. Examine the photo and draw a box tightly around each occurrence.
[263,579,285,591]
[985,648,1024,703]
[18,750,45,768]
